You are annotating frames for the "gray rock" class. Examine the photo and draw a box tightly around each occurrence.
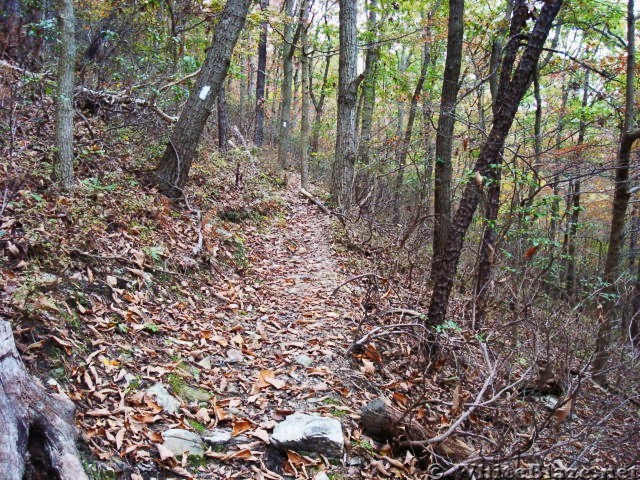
[197,356,212,370]
[179,385,211,403]
[314,473,330,480]
[226,349,244,363]
[203,429,250,448]
[203,429,232,446]
[146,383,181,415]
[271,414,344,457]
[538,394,559,410]
[295,354,313,367]
[162,429,204,456]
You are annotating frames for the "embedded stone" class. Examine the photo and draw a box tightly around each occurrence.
[270,414,344,457]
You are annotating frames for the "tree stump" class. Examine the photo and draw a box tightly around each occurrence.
[360,398,473,462]
[0,320,89,480]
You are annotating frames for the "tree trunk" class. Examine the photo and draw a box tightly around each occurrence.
[54,0,76,190]
[0,320,89,480]
[473,11,508,325]
[154,0,251,198]
[310,51,331,155]
[360,398,473,462]
[300,0,311,189]
[218,84,229,152]
[594,0,639,383]
[565,179,580,293]
[253,0,269,146]
[276,0,297,170]
[427,0,563,327]
[331,0,361,211]
[0,0,20,60]
[393,37,431,225]
[564,70,589,295]
[356,0,380,168]
[431,0,464,279]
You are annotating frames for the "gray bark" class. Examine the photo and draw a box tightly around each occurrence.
[332,0,362,211]
[218,84,229,151]
[276,0,297,169]
[0,320,89,480]
[155,0,252,197]
[300,0,311,189]
[310,51,331,155]
[427,0,563,327]
[393,38,431,224]
[356,0,380,167]
[54,0,76,190]
[431,0,464,278]
[254,0,269,146]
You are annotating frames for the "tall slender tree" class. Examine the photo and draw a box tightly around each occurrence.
[154,0,252,197]
[276,0,298,170]
[431,0,464,277]
[356,0,380,168]
[331,0,362,210]
[54,0,76,190]
[593,0,640,384]
[299,0,312,189]
[427,0,564,327]
[254,0,269,146]
[393,31,432,224]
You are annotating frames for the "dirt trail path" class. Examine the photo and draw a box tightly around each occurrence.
[175,177,368,478]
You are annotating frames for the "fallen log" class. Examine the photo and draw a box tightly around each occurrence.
[76,86,177,123]
[0,319,89,480]
[360,398,473,462]
[300,188,331,215]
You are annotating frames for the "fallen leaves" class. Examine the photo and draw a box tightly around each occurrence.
[254,369,287,391]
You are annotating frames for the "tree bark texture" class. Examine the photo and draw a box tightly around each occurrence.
[300,0,311,190]
[427,0,563,327]
[356,0,380,168]
[218,84,229,151]
[253,0,269,146]
[154,0,251,198]
[360,398,473,462]
[310,52,331,155]
[0,0,20,59]
[276,0,297,169]
[55,0,76,190]
[593,0,638,383]
[431,0,464,279]
[0,320,89,480]
[332,0,361,211]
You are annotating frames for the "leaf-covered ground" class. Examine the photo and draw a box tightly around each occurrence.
[1,70,639,479]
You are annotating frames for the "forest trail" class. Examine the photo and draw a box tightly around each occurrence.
[92,176,370,478]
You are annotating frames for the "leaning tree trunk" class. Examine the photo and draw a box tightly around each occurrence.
[427,0,563,327]
[154,0,252,198]
[474,14,509,325]
[54,0,76,190]
[331,0,362,211]
[0,320,89,480]
[430,0,464,279]
[253,0,269,146]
